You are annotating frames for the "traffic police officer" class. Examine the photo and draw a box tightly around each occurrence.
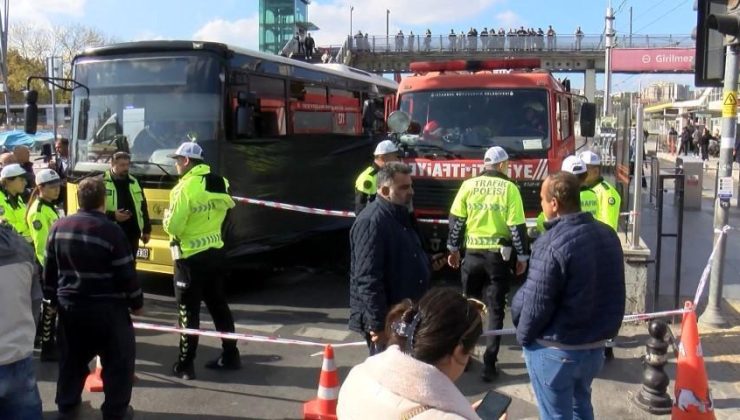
[561,155,598,215]
[354,140,400,214]
[103,152,151,257]
[535,156,599,234]
[579,150,622,359]
[165,142,239,380]
[27,168,63,361]
[0,163,31,242]
[447,146,529,382]
[579,150,621,231]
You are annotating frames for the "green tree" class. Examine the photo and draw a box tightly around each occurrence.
[6,48,51,104]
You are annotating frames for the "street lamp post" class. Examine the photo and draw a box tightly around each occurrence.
[350,6,353,38]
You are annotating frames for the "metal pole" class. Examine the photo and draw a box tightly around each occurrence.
[0,0,9,126]
[701,45,736,328]
[674,175,684,310]
[50,57,58,140]
[632,102,644,249]
[629,6,633,48]
[603,4,615,117]
[350,6,353,40]
[655,176,663,311]
[386,9,390,52]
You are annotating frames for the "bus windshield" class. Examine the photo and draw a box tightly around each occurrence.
[71,53,222,175]
[399,88,550,157]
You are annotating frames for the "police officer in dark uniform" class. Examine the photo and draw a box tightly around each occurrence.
[354,140,400,214]
[447,146,529,382]
[103,152,151,259]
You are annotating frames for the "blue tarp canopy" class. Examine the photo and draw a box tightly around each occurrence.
[0,130,55,149]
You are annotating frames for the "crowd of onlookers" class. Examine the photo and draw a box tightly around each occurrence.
[350,25,589,53]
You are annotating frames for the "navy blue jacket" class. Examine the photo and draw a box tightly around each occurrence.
[349,197,431,334]
[44,210,142,310]
[511,212,625,347]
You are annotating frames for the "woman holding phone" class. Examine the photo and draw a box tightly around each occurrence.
[338,288,509,419]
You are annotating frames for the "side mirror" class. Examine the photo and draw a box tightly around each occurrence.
[77,98,90,141]
[235,91,255,138]
[387,110,411,134]
[24,90,38,135]
[580,102,596,138]
[41,143,53,163]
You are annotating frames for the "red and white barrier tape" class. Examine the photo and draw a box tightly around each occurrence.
[694,225,733,306]
[231,195,450,225]
[132,322,366,349]
[231,196,356,218]
[480,308,690,337]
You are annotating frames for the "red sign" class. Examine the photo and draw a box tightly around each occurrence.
[405,158,549,180]
[611,48,695,73]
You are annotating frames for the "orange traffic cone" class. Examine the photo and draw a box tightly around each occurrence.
[672,302,715,419]
[303,345,339,420]
[84,356,104,393]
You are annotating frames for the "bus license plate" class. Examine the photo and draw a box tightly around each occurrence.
[136,248,150,260]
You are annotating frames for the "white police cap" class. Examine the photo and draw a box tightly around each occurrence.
[35,169,61,185]
[484,146,509,165]
[578,151,601,166]
[561,155,587,175]
[0,163,26,180]
[373,140,399,156]
[168,142,204,160]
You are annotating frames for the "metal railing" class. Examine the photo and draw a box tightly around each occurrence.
[338,33,694,55]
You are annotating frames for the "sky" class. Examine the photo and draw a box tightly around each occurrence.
[14,0,696,92]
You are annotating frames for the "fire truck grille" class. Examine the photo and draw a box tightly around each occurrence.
[518,180,543,215]
[412,178,462,213]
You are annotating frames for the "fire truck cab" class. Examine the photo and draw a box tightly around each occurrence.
[388,58,596,252]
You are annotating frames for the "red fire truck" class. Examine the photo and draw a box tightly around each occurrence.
[387,58,596,251]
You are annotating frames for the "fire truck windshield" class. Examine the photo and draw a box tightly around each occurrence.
[399,88,550,158]
[71,53,222,176]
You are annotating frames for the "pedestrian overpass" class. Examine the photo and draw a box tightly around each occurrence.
[311,33,694,102]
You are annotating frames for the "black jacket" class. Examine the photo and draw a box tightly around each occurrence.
[349,197,431,333]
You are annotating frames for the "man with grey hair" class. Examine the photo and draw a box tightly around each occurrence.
[349,162,443,355]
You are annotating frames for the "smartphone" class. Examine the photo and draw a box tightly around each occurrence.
[475,389,512,420]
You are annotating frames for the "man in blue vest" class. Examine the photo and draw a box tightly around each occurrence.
[103,152,151,257]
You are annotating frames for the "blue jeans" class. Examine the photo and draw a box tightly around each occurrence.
[0,356,43,420]
[523,343,605,420]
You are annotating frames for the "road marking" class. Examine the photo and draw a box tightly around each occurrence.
[294,326,351,342]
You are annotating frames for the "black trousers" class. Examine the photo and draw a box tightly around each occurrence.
[56,303,135,420]
[461,251,514,368]
[174,248,237,365]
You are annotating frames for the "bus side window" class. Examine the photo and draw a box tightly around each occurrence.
[251,75,287,137]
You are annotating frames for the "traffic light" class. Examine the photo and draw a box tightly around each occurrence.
[694,0,738,87]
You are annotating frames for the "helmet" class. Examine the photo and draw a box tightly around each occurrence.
[35,169,61,186]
